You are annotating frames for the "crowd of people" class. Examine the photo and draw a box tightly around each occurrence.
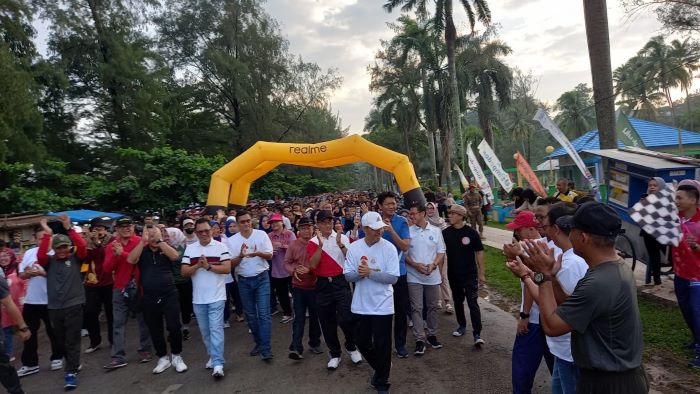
[0,176,698,393]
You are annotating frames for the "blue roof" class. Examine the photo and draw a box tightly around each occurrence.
[549,117,700,158]
[48,210,124,224]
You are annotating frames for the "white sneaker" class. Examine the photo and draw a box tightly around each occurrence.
[80,329,88,337]
[212,365,224,378]
[327,357,341,370]
[50,359,63,371]
[224,321,230,328]
[152,356,171,374]
[348,349,363,364]
[171,354,188,373]
[205,358,212,369]
[16,365,40,377]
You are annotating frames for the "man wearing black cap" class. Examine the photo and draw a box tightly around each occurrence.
[83,217,115,354]
[509,202,648,393]
[283,217,322,360]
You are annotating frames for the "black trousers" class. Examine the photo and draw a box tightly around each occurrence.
[315,275,356,358]
[642,232,663,284]
[354,314,393,391]
[0,339,22,394]
[142,290,182,358]
[175,282,193,325]
[449,276,482,335]
[392,274,408,350]
[21,304,62,367]
[578,366,649,394]
[270,276,293,316]
[84,284,113,347]
[49,304,83,373]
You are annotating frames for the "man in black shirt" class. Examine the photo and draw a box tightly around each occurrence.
[442,205,486,346]
[127,226,188,374]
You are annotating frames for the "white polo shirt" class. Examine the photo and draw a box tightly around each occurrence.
[407,223,445,285]
[19,247,50,305]
[226,229,273,278]
[310,231,350,268]
[548,248,588,362]
[344,238,400,315]
[521,238,562,324]
[182,240,231,304]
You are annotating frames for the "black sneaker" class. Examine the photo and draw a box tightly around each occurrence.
[427,336,442,349]
[309,346,324,354]
[288,350,303,360]
[396,347,409,358]
[414,341,426,356]
[182,328,190,341]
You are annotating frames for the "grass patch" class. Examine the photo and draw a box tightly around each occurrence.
[485,220,513,232]
[483,246,694,362]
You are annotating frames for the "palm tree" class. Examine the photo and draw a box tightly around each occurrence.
[554,83,596,138]
[613,56,664,120]
[669,38,700,133]
[583,0,616,150]
[384,0,492,188]
[640,35,693,152]
[456,29,512,148]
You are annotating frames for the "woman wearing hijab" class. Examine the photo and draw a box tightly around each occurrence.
[426,203,454,314]
[0,249,26,361]
[640,177,668,286]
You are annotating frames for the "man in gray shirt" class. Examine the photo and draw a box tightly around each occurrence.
[507,202,648,393]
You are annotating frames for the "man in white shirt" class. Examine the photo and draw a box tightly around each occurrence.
[182,218,232,378]
[17,226,63,377]
[344,211,400,394]
[226,210,274,361]
[406,204,446,356]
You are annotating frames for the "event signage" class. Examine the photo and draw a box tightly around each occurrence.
[533,109,598,194]
[477,140,513,193]
[515,151,546,197]
[466,144,495,200]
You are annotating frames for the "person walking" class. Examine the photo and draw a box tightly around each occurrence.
[267,214,295,324]
[0,266,31,394]
[83,217,114,354]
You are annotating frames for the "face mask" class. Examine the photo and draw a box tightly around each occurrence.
[184,228,194,235]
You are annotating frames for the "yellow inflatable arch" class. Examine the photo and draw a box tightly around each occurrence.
[206,134,426,209]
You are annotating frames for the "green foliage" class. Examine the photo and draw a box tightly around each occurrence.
[554,83,596,138]
[249,169,337,200]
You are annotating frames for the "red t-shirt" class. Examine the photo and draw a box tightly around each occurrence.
[103,235,141,290]
[673,210,700,281]
[306,240,343,278]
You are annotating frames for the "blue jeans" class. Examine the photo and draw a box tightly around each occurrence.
[3,327,12,358]
[551,356,578,394]
[512,322,548,394]
[193,300,225,367]
[674,276,700,349]
[238,272,272,356]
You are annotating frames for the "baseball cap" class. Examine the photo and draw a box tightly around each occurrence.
[183,218,195,226]
[506,211,539,230]
[449,205,468,217]
[52,234,71,249]
[268,213,284,222]
[361,211,388,230]
[90,217,112,229]
[297,217,313,227]
[315,210,334,223]
[115,217,133,226]
[557,201,621,236]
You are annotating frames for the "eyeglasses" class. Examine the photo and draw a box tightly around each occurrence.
[196,229,211,234]
[238,219,252,224]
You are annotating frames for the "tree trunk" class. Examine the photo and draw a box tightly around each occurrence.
[583,0,616,153]
[427,130,439,185]
[444,1,459,191]
[666,88,682,153]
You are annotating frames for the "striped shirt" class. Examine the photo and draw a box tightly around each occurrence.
[182,240,231,304]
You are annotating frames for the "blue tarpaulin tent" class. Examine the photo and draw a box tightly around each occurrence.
[48,210,124,224]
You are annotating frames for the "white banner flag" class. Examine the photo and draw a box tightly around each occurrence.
[466,143,495,201]
[533,108,598,193]
[477,140,513,193]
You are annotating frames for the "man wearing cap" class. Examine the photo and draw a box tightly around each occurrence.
[509,202,648,393]
[103,217,153,370]
[82,217,115,354]
[503,210,551,394]
[226,210,275,361]
[283,217,323,360]
[182,219,197,245]
[462,184,485,239]
[344,211,400,393]
[308,210,363,369]
[37,215,87,390]
[268,213,296,324]
[442,205,485,345]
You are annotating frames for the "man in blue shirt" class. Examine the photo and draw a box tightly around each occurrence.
[376,191,411,358]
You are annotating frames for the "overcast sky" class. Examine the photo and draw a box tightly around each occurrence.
[263,0,664,133]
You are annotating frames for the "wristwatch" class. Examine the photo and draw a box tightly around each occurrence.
[206,265,212,271]
[533,272,552,285]
[519,312,530,320]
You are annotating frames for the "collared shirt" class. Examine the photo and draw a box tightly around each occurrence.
[226,229,273,278]
[268,230,296,278]
[182,239,231,304]
[673,210,700,281]
[307,231,350,277]
[554,190,578,203]
[407,223,445,285]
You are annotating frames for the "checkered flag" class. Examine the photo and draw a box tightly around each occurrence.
[629,187,681,246]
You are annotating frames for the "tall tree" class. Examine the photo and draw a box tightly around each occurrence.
[554,83,596,138]
[583,0,617,151]
[384,0,492,188]
[613,55,664,120]
[623,0,700,35]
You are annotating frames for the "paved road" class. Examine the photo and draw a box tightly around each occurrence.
[18,298,551,393]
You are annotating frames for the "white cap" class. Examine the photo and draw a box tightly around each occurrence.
[361,211,388,230]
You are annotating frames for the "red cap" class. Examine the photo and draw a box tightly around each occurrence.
[268,213,284,222]
[506,211,539,230]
